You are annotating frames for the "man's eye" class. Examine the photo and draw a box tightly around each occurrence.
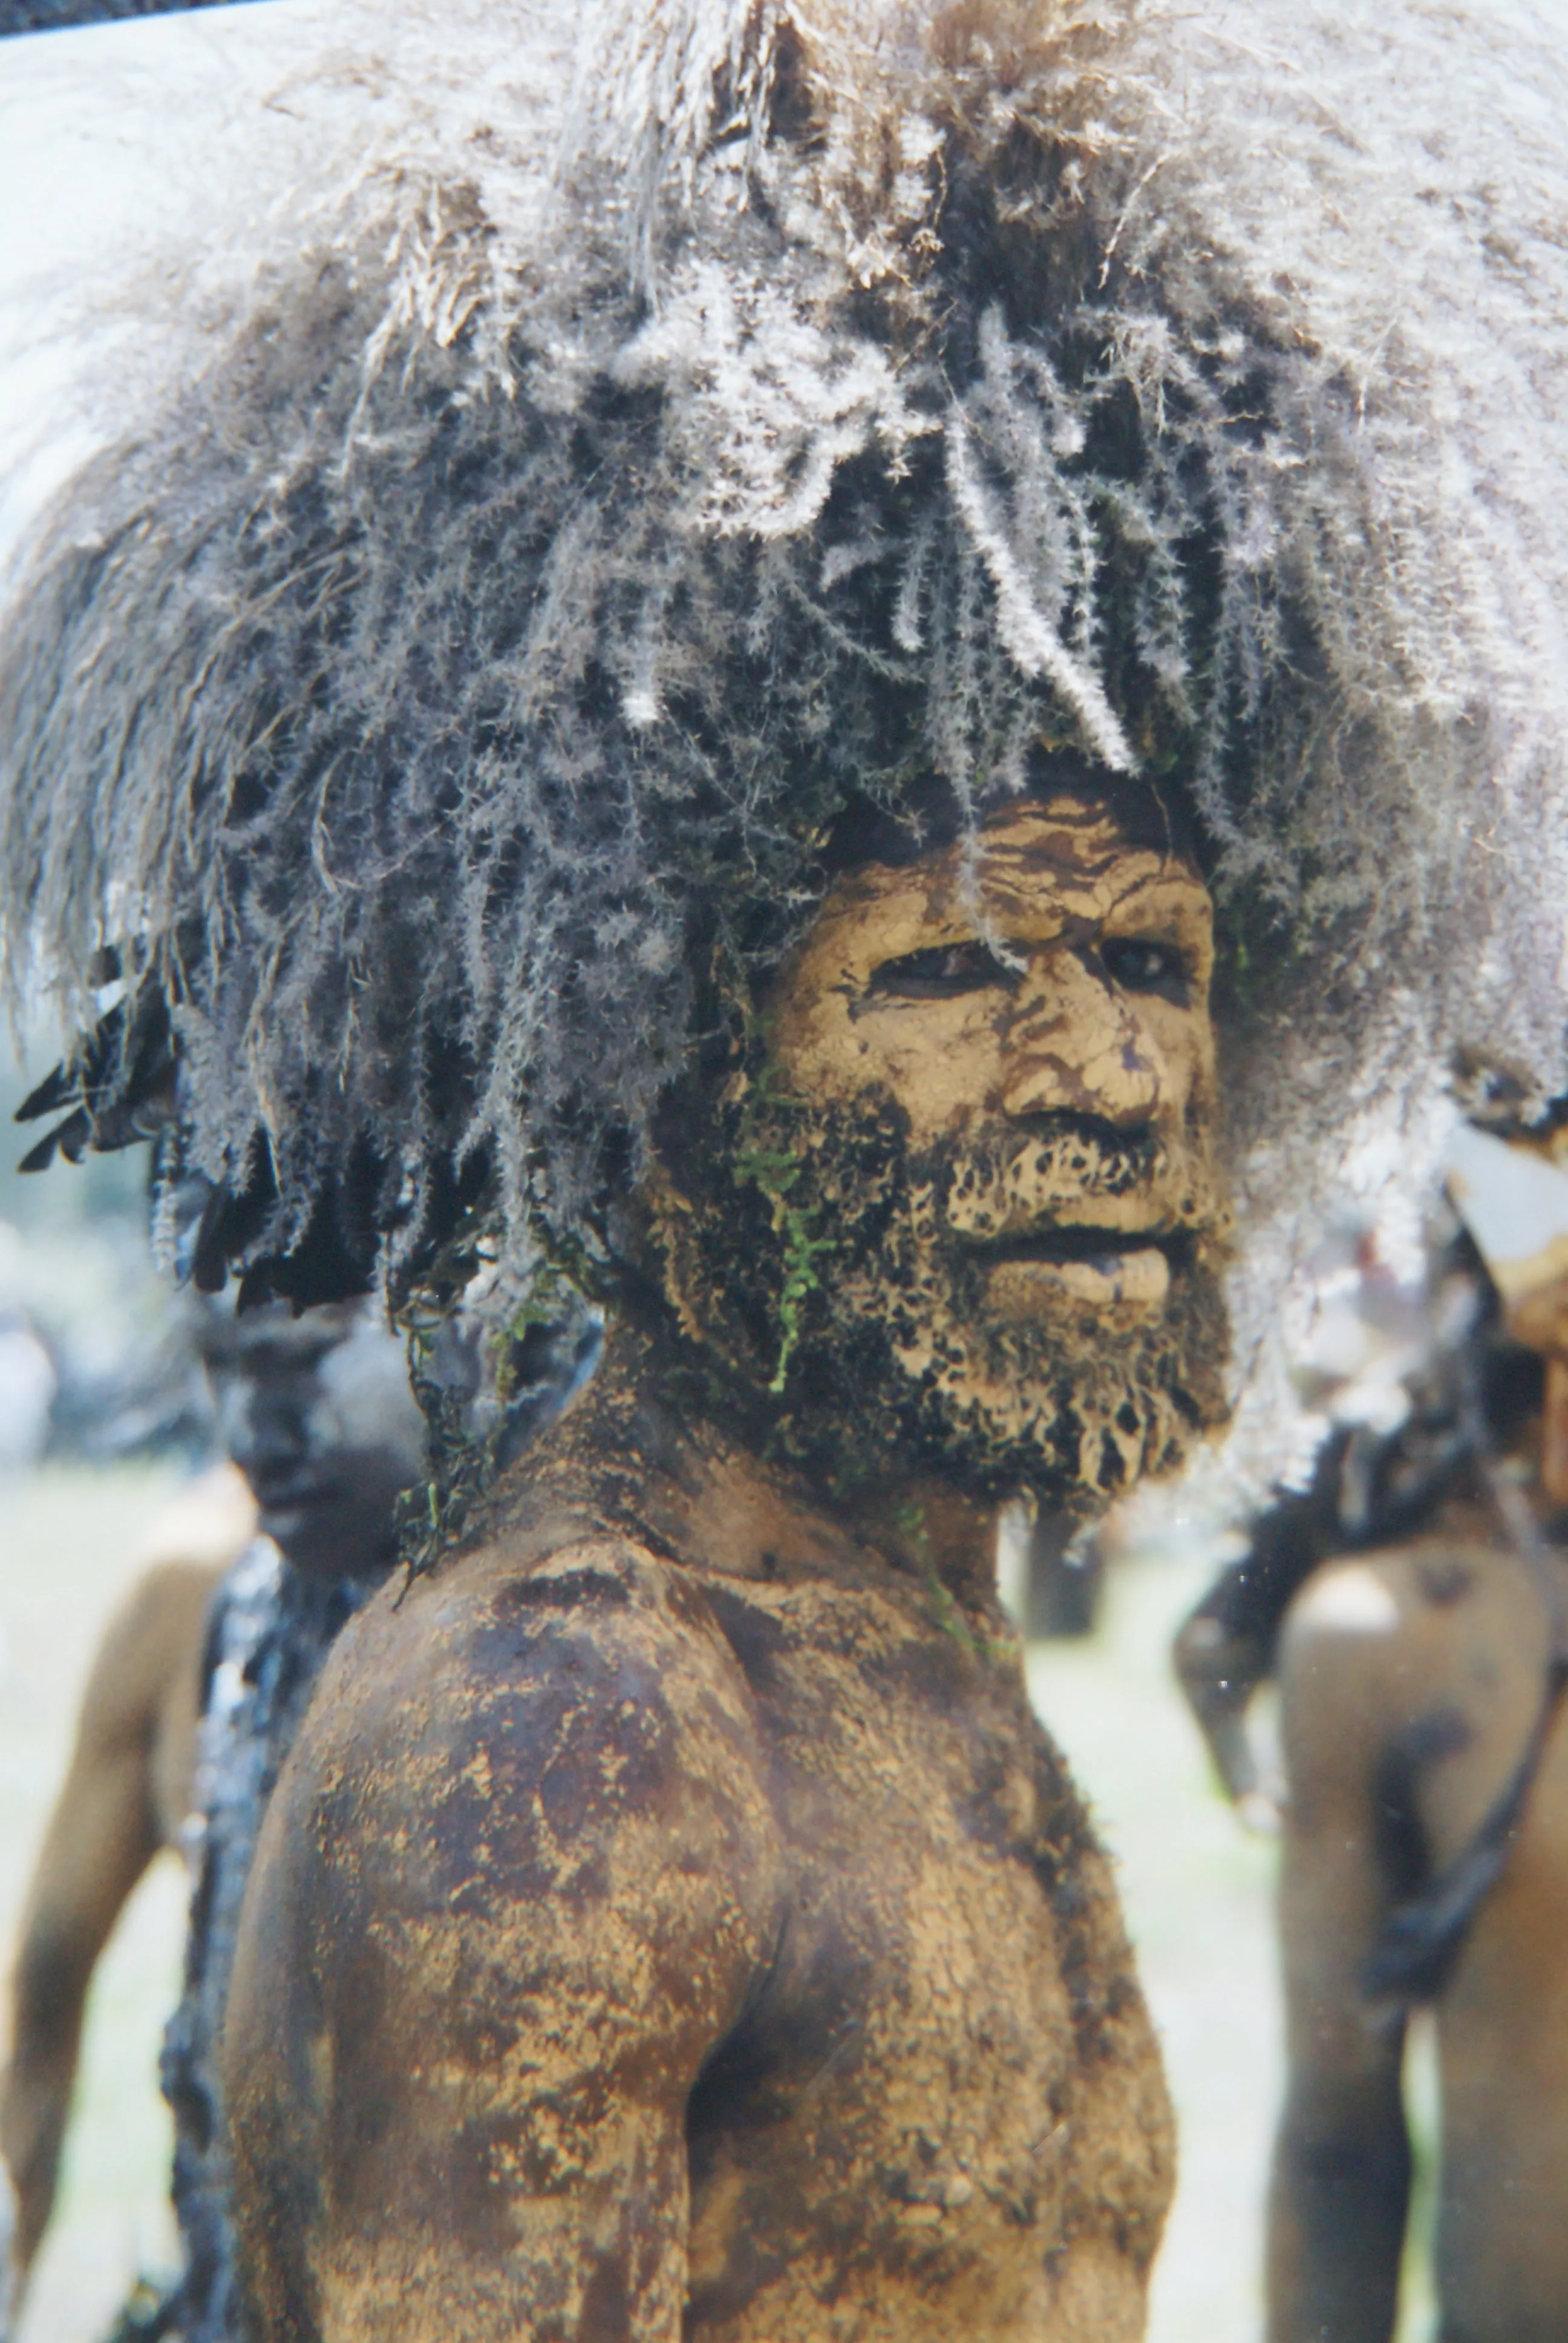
[1102,939,1189,1001]
[868,942,1011,1000]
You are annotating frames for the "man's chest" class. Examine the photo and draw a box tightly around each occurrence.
[683,1575,1159,2338]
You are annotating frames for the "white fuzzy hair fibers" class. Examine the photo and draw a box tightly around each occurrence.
[2,0,1568,1470]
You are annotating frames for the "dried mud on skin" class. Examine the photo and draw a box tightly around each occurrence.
[224,1378,1174,2342]
[647,805,1232,1512]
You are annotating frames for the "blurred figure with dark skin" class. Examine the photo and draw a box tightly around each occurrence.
[0,1299,425,2312]
[161,1298,430,2343]
[1174,1224,1443,1827]
[1175,1417,1423,1829]
[1268,1122,1568,2343]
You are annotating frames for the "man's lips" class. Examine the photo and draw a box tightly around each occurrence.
[962,1225,1189,1314]
[961,1224,1191,1268]
[250,1470,337,1516]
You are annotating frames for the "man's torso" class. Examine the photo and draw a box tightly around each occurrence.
[226,1500,1171,2342]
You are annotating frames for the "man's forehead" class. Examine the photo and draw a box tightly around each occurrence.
[828,793,1209,926]
[971,795,1203,894]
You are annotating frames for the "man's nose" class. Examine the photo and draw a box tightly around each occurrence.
[999,946,1167,1129]
[227,1384,311,1474]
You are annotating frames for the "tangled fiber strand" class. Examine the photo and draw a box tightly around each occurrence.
[2,0,1568,1464]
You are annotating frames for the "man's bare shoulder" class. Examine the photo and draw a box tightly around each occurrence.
[319,1516,743,1711]
[1279,1538,1529,1693]
[269,1519,780,1933]
[69,1556,219,1754]
[226,1521,786,2338]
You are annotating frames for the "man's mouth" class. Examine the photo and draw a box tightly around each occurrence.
[965,1226,1189,1314]
[250,1468,335,1519]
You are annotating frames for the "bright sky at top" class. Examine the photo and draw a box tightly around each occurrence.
[0,0,338,568]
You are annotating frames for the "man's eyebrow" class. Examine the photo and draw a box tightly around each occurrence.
[1099,869,1206,911]
[979,837,1121,881]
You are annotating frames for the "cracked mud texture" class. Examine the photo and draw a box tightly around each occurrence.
[225,1357,1173,2341]
[221,796,1228,2341]
[647,796,1231,1509]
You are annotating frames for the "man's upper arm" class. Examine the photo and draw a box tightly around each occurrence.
[1267,1561,1414,2343]
[1276,1568,1407,2055]
[13,1560,214,1972]
[225,1536,783,2343]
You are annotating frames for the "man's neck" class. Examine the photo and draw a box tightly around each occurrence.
[503,1314,1002,1622]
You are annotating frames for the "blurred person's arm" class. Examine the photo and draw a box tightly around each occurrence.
[1174,1429,1348,1818]
[1266,1557,1412,2343]
[0,1559,215,2281]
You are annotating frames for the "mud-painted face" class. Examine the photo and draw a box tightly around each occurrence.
[653,795,1232,1501]
[200,1302,427,1578]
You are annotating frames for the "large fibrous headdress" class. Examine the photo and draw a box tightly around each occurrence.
[4,0,1568,1434]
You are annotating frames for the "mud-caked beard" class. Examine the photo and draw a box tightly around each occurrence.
[656,1090,1232,1508]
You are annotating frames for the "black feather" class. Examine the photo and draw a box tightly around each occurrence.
[16,1060,84,1124]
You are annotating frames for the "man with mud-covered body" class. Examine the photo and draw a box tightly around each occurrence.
[8,0,1563,2333]
[226,784,1229,2341]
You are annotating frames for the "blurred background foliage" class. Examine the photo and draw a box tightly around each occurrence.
[0,1030,214,1470]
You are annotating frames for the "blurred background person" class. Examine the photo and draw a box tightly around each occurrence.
[1266,1113,1568,2342]
[0,1294,428,2336]
[0,1022,226,2336]
[154,1294,428,2343]
[1174,1216,1448,1829]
